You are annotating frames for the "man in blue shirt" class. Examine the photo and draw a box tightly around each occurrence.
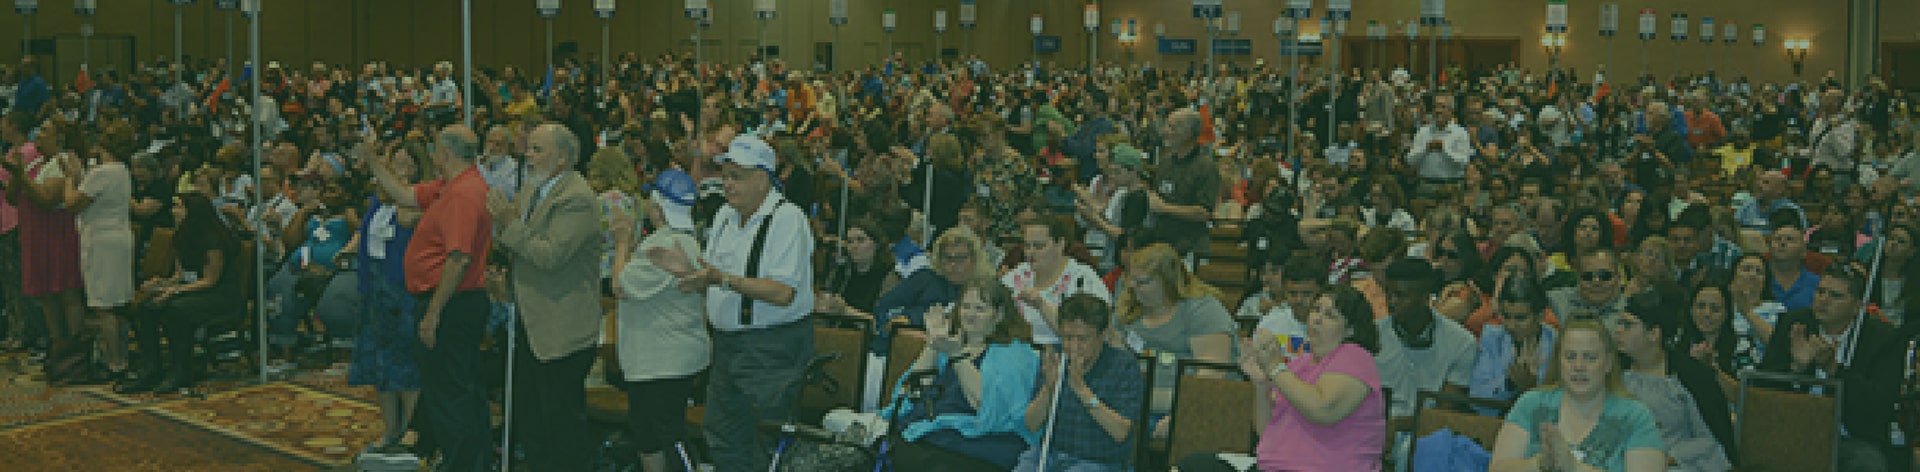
[11,59,50,120]
[1766,221,1821,312]
[1016,294,1143,472]
[1734,171,1808,233]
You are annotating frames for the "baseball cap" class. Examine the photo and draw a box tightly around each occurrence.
[1110,144,1144,171]
[646,169,698,231]
[714,135,777,173]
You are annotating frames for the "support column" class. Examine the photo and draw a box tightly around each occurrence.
[1845,0,1880,88]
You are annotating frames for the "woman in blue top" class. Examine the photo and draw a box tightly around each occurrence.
[1471,275,1558,412]
[884,277,1039,472]
[1491,319,1668,472]
[265,174,360,372]
[347,146,421,454]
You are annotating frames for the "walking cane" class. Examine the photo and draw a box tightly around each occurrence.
[1844,204,1890,368]
[499,305,518,472]
[1035,350,1070,472]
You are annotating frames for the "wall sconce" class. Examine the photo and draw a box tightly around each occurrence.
[1540,33,1566,70]
[1155,22,1166,39]
[1784,39,1810,76]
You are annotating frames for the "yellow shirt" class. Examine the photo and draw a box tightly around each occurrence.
[1715,144,1756,178]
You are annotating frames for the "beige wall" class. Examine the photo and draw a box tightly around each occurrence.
[0,0,1895,86]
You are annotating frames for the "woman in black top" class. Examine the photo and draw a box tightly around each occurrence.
[817,218,903,320]
[121,193,244,394]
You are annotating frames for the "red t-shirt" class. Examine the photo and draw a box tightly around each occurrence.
[404,166,492,294]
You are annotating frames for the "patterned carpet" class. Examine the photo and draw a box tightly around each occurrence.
[0,353,387,472]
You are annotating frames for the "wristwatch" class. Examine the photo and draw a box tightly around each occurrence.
[1082,393,1104,411]
[1268,360,1290,381]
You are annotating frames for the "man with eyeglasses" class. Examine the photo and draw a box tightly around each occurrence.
[1546,248,1629,331]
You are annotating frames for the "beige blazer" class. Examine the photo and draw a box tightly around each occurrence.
[497,171,603,361]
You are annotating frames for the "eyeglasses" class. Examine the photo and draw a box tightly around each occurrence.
[1435,249,1461,260]
[1579,270,1616,282]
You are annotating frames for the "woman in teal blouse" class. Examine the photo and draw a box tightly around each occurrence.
[1490,320,1668,472]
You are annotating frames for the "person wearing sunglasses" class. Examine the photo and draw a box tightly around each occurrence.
[1548,248,1630,331]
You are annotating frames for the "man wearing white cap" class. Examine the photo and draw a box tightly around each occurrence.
[653,134,815,472]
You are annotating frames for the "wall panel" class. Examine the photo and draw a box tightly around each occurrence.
[0,0,1898,88]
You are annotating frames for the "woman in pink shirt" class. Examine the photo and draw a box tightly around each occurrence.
[2,114,88,384]
[1176,285,1388,471]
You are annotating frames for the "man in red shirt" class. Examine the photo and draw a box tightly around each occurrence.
[1684,93,1727,152]
[365,124,493,472]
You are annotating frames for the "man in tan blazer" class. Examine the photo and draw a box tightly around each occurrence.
[486,123,602,472]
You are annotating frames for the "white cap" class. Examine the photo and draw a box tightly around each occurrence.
[715,135,777,173]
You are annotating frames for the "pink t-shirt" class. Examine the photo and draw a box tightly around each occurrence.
[1256,342,1388,472]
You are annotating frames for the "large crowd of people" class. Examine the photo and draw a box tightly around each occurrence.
[2,43,1917,472]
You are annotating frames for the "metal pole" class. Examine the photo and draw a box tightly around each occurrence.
[833,25,840,72]
[1206,18,1216,82]
[1605,37,1612,83]
[82,21,89,67]
[1287,34,1301,191]
[250,4,266,386]
[546,18,554,85]
[464,0,473,131]
[1428,25,1437,88]
[1641,40,1648,77]
[1327,26,1338,150]
[175,5,184,65]
[226,11,234,83]
[603,19,611,83]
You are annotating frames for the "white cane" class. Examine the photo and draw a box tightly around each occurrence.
[1035,351,1069,472]
[499,305,518,472]
[1845,208,1890,368]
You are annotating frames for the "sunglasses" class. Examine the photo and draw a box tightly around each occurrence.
[1580,270,1616,282]
[1436,249,1462,260]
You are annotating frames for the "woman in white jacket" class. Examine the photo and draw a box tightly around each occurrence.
[610,169,709,472]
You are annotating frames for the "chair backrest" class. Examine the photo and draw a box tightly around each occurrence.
[141,227,178,281]
[884,324,929,401]
[800,313,871,413]
[1133,353,1159,468]
[1737,370,1842,472]
[1407,391,1511,468]
[1166,359,1255,463]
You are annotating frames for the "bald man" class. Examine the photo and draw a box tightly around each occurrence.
[364,124,496,472]
[1148,108,1221,261]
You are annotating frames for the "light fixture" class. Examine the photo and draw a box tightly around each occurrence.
[1784,38,1810,76]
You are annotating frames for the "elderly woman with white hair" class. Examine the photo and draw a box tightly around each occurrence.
[610,169,709,472]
